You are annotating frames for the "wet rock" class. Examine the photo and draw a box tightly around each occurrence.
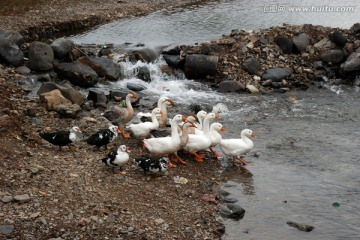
[14,194,31,203]
[87,89,107,108]
[287,221,314,232]
[340,52,360,73]
[98,46,112,57]
[162,54,184,69]
[39,89,72,110]
[0,225,15,235]
[50,38,74,59]
[242,55,260,74]
[184,54,218,79]
[0,37,24,66]
[292,33,310,52]
[218,80,245,93]
[274,36,293,54]
[137,66,151,82]
[79,56,121,81]
[128,48,157,63]
[28,41,54,71]
[55,104,81,118]
[329,31,347,47]
[127,82,146,91]
[262,68,292,81]
[218,195,238,203]
[1,195,14,203]
[219,203,245,220]
[320,50,345,63]
[37,82,85,105]
[55,60,99,87]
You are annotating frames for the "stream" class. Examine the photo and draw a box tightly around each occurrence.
[69,0,360,239]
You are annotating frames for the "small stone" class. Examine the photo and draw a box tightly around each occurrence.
[1,196,14,203]
[287,221,314,232]
[14,194,31,203]
[154,218,165,225]
[39,217,47,225]
[246,84,260,94]
[30,212,41,219]
[0,225,14,235]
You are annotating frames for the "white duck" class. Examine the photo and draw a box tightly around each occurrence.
[171,120,197,165]
[183,112,220,162]
[189,110,207,134]
[136,96,174,127]
[209,122,225,157]
[142,114,186,167]
[128,108,162,139]
[219,129,256,165]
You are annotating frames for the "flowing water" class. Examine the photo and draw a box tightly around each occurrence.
[68,1,360,239]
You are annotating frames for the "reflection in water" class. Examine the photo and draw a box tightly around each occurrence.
[221,162,255,196]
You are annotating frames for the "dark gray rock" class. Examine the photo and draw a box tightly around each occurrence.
[262,68,292,81]
[341,52,360,73]
[37,82,85,105]
[0,29,25,48]
[161,45,182,55]
[50,38,74,59]
[128,48,158,63]
[137,66,151,82]
[275,36,293,54]
[55,104,81,118]
[261,79,273,87]
[15,66,31,75]
[28,41,54,71]
[292,33,310,52]
[219,203,245,220]
[87,89,107,108]
[98,47,112,57]
[14,194,31,203]
[320,50,345,63]
[313,61,323,69]
[218,195,238,203]
[184,54,218,79]
[0,37,24,66]
[79,56,121,81]
[0,225,15,235]
[127,82,146,91]
[54,60,99,88]
[163,54,184,69]
[242,55,260,74]
[350,23,360,34]
[287,221,314,232]
[188,103,212,114]
[218,80,245,92]
[329,31,347,47]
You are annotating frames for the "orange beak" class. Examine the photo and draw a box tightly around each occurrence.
[160,110,164,115]
[117,128,122,134]
[221,126,225,132]
[181,116,187,122]
[215,114,220,119]
[251,132,256,138]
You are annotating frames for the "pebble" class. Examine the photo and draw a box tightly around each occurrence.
[14,194,31,203]
[1,195,14,203]
[287,221,314,232]
[154,218,165,225]
[0,225,15,235]
[30,212,41,218]
[39,217,47,225]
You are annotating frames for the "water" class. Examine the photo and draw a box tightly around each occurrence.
[71,0,359,47]
[68,1,360,239]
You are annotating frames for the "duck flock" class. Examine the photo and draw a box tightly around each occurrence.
[39,91,256,175]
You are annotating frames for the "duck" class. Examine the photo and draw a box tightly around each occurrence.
[133,156,169,174]
[127,108,162,139]
[219,129,256,165]
[142,114,186,168]
[194,110,207,133]
[39,126,82,150]
[102,145,130,174]
[183,112,220,162]
[209,122,225,157]
[136,96,174,127]
[103,91,139,138]
[86,125,120,150]
[172,120,197,165]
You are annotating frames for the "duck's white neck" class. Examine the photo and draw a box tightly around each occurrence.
[125,95,134,116]
[151,110,159,125]
[171,120,180,142]
[241,131,254,148]
[202,116,212,138]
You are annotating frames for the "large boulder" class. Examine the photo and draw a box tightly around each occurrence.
[218,80,245,92]
[329,31,347,47]
[37,82,85,105]
[0,29,25,48]
[320,50,345,63]
[163,54,184,69]
[137,66,151,82]
[50,38,74,59]
[242,55,260,74]
[340,52,360,73]
[54,60,99,88]
[0,37,24,66]
[184,54,218,79]
[274,36,293,54]
[87,89,107,108]
[128,48,158,63]
[262,68,292,81]
[28,41,54,71]
[79,56,121,81]
[39,89,72,110]
[292,33,310,52]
